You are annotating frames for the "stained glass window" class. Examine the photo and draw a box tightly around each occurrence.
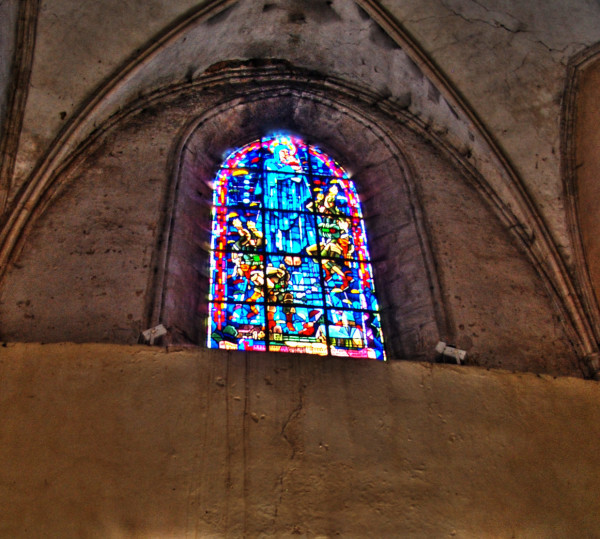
[207,134,386,360]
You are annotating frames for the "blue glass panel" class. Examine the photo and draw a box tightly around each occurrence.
[264,210,317,254]
[262,135,312,212]
[222,140,264,171]
[208,134,386,360]
[348,217,371,261]
[209,302,267,352]
[312,215,356,260]
[309,177,362,218]
[308,146,348,179]
[210,206,228,253]
[265,255,323,306]
[214,169,263,208]
[327,309,385,360]
[310,215,371,263]
[262,134,310,173]
[267,305,327,356]
[264,173,312,212]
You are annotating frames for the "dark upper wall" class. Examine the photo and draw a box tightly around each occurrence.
[7,0,600,258]
[0,0,18,129]
[574,58,600,319]
[0,0,595,375]
[0,71,580,376]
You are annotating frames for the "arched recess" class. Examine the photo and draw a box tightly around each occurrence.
[0,61,583,374]
[157,87,446,360]
[563,42,600,372]
[0,0,595,370]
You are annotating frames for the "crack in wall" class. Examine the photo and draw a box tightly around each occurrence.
[440,0,524,34]
[280,383,305,460]
[428,0,587,62]
[272,381,306,523]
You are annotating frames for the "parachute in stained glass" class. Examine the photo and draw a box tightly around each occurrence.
[208,134,385,360]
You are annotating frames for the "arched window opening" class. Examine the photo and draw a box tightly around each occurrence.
[208,134,385,360]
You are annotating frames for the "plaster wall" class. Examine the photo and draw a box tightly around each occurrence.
[11,0,477,197]
[10,0,600,263]
[0,3,599,536]
[0,343,598,538]
[383,0,600,262]
[0,82,577,375]
[11,0,199,187]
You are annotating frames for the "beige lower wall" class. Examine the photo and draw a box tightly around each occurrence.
[0,343,598,538]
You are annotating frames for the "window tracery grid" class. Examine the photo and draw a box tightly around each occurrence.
[208,134,385,360]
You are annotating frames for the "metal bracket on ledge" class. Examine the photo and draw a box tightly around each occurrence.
[141,324,168,345]
[435,341,467,365]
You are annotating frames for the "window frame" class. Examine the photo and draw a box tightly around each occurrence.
[207,134,386,359]
[156,88,445,360]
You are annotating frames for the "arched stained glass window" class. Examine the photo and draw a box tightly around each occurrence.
[208,134,385,360]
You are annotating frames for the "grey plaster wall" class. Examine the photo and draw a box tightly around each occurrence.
[11,0,475,195]
[384,0,600,263]
[1,0,595,366]
[0,102,175,343]
[9,0,600,264]
[404,131,578,376]
[11,0,199,185]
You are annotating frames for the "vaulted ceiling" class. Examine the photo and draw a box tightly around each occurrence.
[2,0,600,376]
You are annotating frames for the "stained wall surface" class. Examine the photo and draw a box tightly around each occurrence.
[0,0,596,373]
[0,83,578,375]
[0,343,598,538]
[9,0,600,260]
[1,2,600,535]
[382,0,600,260]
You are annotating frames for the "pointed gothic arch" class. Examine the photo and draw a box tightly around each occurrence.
[0,0,594,370]
[155,82,447,360]
[0,60,582,374]
[562,42,600,371]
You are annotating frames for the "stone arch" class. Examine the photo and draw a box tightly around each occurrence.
[563,42,600,371]
[157,83,446,360]
[0,0,594,369]
[0,62,582,374]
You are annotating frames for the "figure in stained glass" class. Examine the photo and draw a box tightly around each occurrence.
[208,133,385,360]
[229,214,263,252]
[264,136,312,249]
